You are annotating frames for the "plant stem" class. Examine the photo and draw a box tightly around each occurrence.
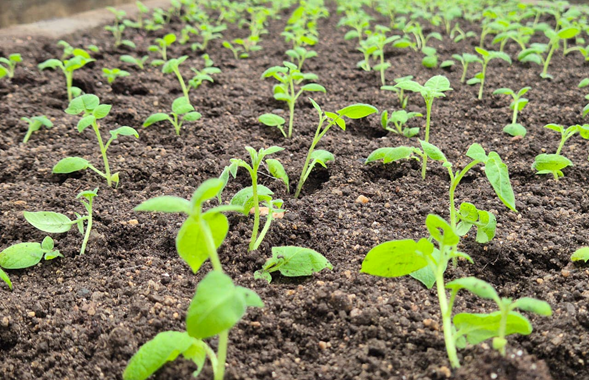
[294,118,327,198]
[460,63,468,83]
[93,122,112,187]
[435,252,460,369]
[512,102,518,125]
[421,99,433,179]
[80,204,93,255]
[215,331,229,380]
[448,160,480,228]
[249,170,260,251]
[478,63,487,100]
[252,214,273,251]
[66,72,73,102]
[288,79,296,138]
[174,69,190,101]
[380,52,386,86]
[542,43,556,78]
[23,128,33,144]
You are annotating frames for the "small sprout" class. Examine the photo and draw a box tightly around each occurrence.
[295,99,377,198]
[0,236,63,290]
[38,45,94,101]
[225,146,288,250]
[191,24,226,52]
[421,47,439,69]
[222,40,249,59]
[149,33,176,63]
[532,123,589,180]
[120,55,149,70]
[571,247,589,263]
[87,45,100,53]
[393,75,453,178]
[493,87,530,137]
[285,46,317,70]
[105,7,135,48]
[381,110,422,138]
[143,97,201,136]
[261,61,326,138]
[451,53,482,83]
[0,54,22,79]
[123,1,150,29]
[381,75,414,109]
[102,68,130,84]
[189,54,221,91]
[53,94,139,187]
[162,56,190,101]
[254,246,333,283]
[468,48,511,100]
[23,189,97,256]
[259,113,287,138]
[21,115,53,144]
[579,78,589,118]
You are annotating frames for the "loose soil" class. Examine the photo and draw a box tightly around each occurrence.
[0,5,588,380]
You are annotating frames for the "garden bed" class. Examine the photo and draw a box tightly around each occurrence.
[0,2,588,380]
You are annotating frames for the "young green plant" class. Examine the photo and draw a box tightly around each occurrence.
[120,55,149,69]
[105,7,135,48]
[381,75,414,109]
[23,188,98,255]
[149,33,176,65]
[0,54,22,79]
[162,56,190,101]
[451,53,482,83]
[295,100,378,198]
[102,68,130,84]
[38,48,95,101]
[53,94,139,187]
[518,27,579,79]
[493,87,530,137]
[468,48,511,100]
[21,115,53,144]
[129,179,262,380]
[381,110,422,138]
[143,96,201,135]
[255,246,332,283]
[393,75,452,178]
[261,61,326,138]
[188,54,221,91]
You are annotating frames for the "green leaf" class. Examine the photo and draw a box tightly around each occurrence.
[446,276,500,301]
[420,140,446,161]
[557,27,580,39]
[337,104,378,119]
[579,78,589,88]
[176,213,228,273]
[38,59,63,71]
[256,246,332,282]
[183,112,201,122]
[230,186,274,214]
[52,157,90,174]
[366,147,416,164]
[66,94,100,114]
[266,159,289,190]
[424,75,452,92]
[301,84,326,92]
[503,123,527,137]
[484,152,516,212]
[426,214,459,246]
[123,331,198,380]
[186,271,262,339]
[466,143,488,163]
[361,238,431,277]
[24,211,73,233]
[143,113,171,127]
[259,114,285,127]
[410,248,442,289]
[172,97,194,114]
[0,243,44,269]
[571,247,589,262]
[110,126,139,140]
[475,210,497,244]
[513,298,552,316]
[310,150,334,167]
[493,88,515,96]
[93,104,112,119]
[77,115,96,132]
[0,267,12,290]
[454,311,532,345]
[191,178,225,207]
[134,196,192,214]
[533,154,572,176]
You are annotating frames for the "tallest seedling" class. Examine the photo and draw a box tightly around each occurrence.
[393,75,452,178]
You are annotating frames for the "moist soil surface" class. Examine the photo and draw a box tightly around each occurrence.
[0,5,588,380]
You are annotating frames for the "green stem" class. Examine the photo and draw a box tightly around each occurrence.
[542,43,556,77]
[448,160,480,228]
[252,214,274,251]
[249,170,260,251]
[215,331,229,380]
[421,99,433,179]
[288,79,296,138]
[23,128,34,144]
[294,118,329,198]
[497,304,508,356]
[435,248,460,369]
[93,122,112,187]
[380,52,386,86]
[66,72,73,102]
[80,204,93,255]
[174,68,190,101]
[478,63,487,100]
[512,103,518,125]
[460,63,468,83]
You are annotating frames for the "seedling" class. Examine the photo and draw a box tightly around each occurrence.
[571,247,589,263]
[468,48,511,100]
[356,39,379,72]
[363,142,519,368]
[532,124,589,180]
[0,54,22,79]
[222,40,248,59]
[381,75,414,109]
[102,68,130,84]
[0,236,62,290]
[381,110,422,138]
[143,96,201,135]
[285,46,317,70]
[162,56,190,101]
[120,55,148,70]
[38,48,95,101]
[259,114,287,137]
[123,1,149,29]
[191,24,226,51]
[130,179,262,380]
[254,246,333,283]
[452,53,482,83]
[105,7,135,48]
[579,78,589,118]
[189,55,221,90]
[149,33,176,65]
[518,27,580,79]
[421,47,439,69]
[21,115,53,144]
[224,146,288,250]
[404,21,442,51]
[365,26,403,85]
[295,100,378,198]
[393,75,452,178]
[53,94,139,187]
[493,87,530,137]
[261,61,326,138]
[23,188,98,255]
[450,23,477,43]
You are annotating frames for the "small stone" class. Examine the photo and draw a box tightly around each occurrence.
[331,189,343,196]
[1,317,9,326]
[561,269,570,278]
[355,195,370,204]
[537,278,544,284]
[13,201,26,206]
[27,311,36,318]
[318,341,328,350]
[491,373,498,379]
[173,313,180,319]
[250,321,261,328]
[127,219,139,225]
[249,207,285,219]
[438,366,451,378]
[350,308,361,318]
[87,306,96,316]
[551,335,563,346]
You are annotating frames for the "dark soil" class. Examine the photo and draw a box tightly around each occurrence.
[0,5,588,380]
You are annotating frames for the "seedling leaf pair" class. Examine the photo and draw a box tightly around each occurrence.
[254,246,333,283]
